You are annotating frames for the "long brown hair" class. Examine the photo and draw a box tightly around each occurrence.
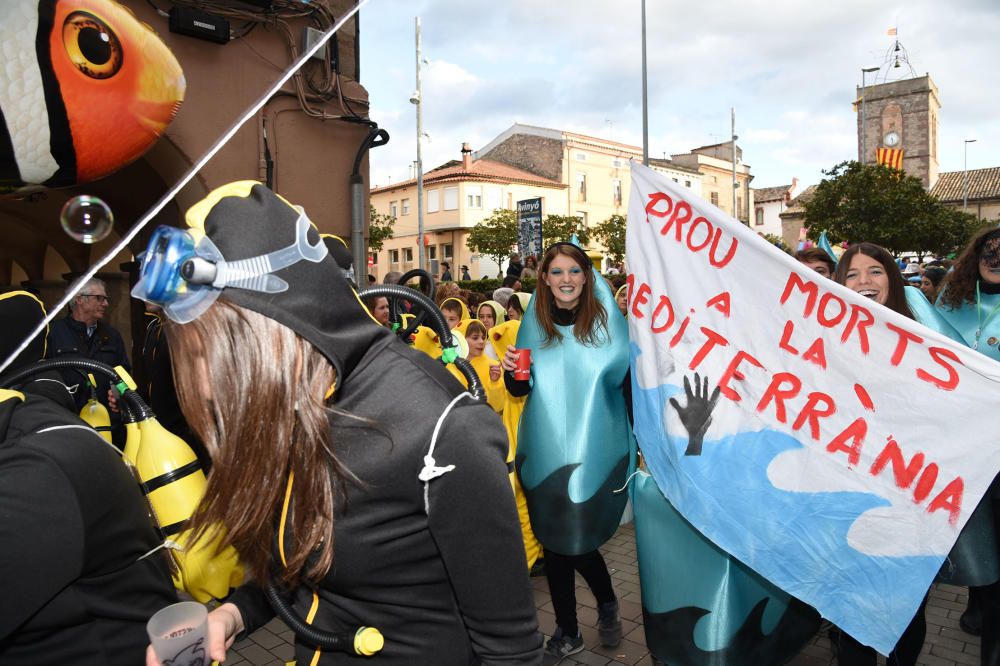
[834,242,914,320]
[938,227,1000,309]
[534,243,608,346]
[166,299,348,586]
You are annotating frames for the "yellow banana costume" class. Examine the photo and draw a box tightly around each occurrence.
[489,319,541,568]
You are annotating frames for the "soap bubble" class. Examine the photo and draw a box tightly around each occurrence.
[60,195,113,243]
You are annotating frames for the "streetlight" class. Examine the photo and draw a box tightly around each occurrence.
[860,66,880,164]
[640,0,648,166]
[964,139,977,212]
[411,17,426,271]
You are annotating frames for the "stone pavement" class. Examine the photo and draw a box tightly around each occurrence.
[223,524,982,666]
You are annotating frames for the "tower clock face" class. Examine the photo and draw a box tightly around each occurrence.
[884,131,901,147]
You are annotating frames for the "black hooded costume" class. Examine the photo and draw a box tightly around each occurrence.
[177,183,541,664]
[0,291,177,664]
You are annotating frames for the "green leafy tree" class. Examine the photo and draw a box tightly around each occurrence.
[759,232,792,255]
[368,205,396,253]
[466,209,518,276]
[542,214,591,246]
[803,161,980,257]
[592,214,627,264]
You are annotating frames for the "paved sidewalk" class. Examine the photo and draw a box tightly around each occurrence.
[224,524,982,666]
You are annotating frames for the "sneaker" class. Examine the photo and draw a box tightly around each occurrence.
[597,599,622,648]
[542,627,584,665]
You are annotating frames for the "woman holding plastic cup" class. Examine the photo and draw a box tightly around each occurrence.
[501,242,635,664]
[137,182,541,665]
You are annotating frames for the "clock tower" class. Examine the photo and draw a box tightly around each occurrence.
[856,74,940,188]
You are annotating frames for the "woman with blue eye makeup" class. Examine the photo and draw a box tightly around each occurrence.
[501,242,635,664]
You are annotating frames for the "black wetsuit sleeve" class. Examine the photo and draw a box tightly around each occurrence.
[226,583,275,638]
[0,445,85,640]
[503,370,531,397]
[425,403,543,664]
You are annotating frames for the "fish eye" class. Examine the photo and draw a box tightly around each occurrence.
[63,12,123,79]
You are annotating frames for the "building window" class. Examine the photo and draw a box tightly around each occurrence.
[685,180,691,188]
[710,192,719,206]
[442,243,453,260]
[576,173,587,202]
[389,201,398,217]
[672,178,678,183]
[401,198,410,215]
[389,249,399,264]
[612,179,622,206]
[403,247,413,263]
[443,187,459,210]
[466,185,482,209]
[576,211,588,226]
[612,159,624,168]
[575,151,587,162]
[370,252,378,265]
[427,245,437,260]
[755,208,764,226]
[427,189,439,213]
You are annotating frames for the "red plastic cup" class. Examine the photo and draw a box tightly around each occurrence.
[514,348,531,380]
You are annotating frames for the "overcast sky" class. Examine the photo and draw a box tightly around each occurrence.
[358,0,998,191]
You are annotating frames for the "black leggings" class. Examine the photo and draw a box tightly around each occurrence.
[836,595,927,666]
[544,548,616,637]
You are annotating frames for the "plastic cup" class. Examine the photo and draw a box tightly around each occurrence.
[514,348,531,380]
[147,601,209,666]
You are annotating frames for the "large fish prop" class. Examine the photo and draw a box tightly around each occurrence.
[0,0,185,195]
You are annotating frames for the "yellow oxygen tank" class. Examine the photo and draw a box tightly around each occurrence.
[114,366,244,602]
[79,373,112,443]
[131,412,243,602]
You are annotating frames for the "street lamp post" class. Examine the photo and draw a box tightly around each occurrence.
[860,67,879,164]
[411,17,426,271]
[731,108,738,221]
[641,0,648,166]
[964,138,977,213]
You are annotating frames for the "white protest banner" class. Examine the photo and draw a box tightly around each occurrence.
[626,160,1000,653]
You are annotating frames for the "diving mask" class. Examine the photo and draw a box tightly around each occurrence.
[132,213,328,324]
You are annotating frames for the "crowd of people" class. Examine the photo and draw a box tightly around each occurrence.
[1,180,997,666]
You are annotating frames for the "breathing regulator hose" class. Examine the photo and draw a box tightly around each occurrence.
[360,283,485,402]
[265,581,383,655]
[382,268,436,338]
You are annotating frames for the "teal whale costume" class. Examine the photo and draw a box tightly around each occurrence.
[514,269,636,556]
[631,472,820,665]
[925,277,1000,590]
[935,283,1000,363]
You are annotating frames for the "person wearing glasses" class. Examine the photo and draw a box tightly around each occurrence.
[46,277,131,447]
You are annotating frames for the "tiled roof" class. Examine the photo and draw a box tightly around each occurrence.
[371,159,566,194]
[779,185,818,217]
[753,185,791,203]
[930,168,1000,202]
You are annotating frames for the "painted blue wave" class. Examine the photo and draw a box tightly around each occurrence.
[630,343,943,654]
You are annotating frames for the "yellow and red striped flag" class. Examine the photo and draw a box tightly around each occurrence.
[887,27,897,36]
[877,147,904,170]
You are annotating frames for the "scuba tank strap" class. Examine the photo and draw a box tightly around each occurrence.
[418,391,473,514]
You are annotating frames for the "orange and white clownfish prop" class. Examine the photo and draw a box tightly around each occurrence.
[0,0,185,195]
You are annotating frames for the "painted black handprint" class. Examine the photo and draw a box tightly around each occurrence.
[669,373,721,456]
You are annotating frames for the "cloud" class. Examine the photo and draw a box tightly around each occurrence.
[363,0,1000,188]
